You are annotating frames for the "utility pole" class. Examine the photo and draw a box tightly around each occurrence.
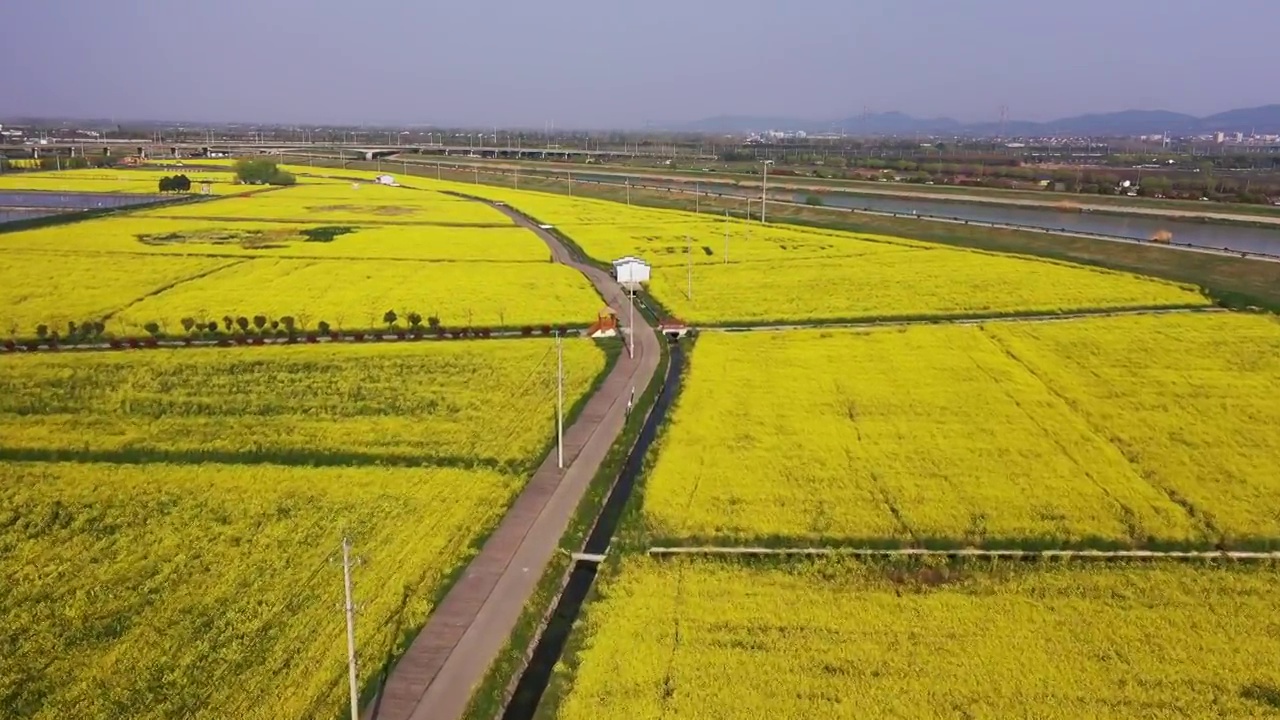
[341,537,359,720]
[556,331,564,469]
[514,166,519,189]
[626,179,630,205]
[437,162,441,181]
[695,181,699,213]
[568,171,572,196]
[724,209,729,263]
[474,166,479,185]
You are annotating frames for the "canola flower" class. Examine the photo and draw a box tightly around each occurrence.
[648,252,1209,324]
[555,556,1280,720]
[0,461,520,719]
[986,312,1280,546]
[113,256,598,332]
[0,339,608,719]
[148,181,517,226]
[641,316,1280,550]
[434,181,1209,323]
[0,251,239,337]
[0,168,253,195]
[0,215,550,261]
[0,178,602,336]
[0,339,607,469]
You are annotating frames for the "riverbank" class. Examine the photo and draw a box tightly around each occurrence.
[377,154,1280,227]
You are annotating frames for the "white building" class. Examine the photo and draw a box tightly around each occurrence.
[611,256,651,286]
[374,174,398,186]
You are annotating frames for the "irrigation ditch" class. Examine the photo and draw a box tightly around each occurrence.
[646,547,1280,562]
[493,339,684,720]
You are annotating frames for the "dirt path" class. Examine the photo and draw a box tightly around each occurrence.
[368,204,661,720]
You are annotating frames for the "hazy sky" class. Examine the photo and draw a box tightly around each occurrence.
[3,0,1277,128]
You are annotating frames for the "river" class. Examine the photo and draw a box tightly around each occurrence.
[571,173,1280,257]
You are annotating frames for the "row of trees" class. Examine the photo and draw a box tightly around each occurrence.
[16,313,577,347]
[0,156,110,172]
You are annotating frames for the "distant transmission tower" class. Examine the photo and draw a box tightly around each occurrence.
[998,105,1009,139]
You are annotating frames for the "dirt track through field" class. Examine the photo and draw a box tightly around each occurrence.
[367,202,661,720]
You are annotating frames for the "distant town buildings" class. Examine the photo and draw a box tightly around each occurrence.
[744,130,809,144]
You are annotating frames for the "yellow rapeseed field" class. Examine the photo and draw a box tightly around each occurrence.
[0,339,608,719]
[556,556,1280,720]
[986,312,1280,547]
[640,318,1280,549]
[113,257,599,332]
[0,339,607,468]
[436,182,1210,323]
[0,462,511,720]
[0,168,255,195]
[145,182,517,226]
[0,178,602,336]
[449,185,716,230]
[0,215,550,261]
[648,252,1209,324]
[444,184,927,263]
[0,250,239,338]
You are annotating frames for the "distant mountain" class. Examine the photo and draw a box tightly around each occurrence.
[1200,105,1280,131]
[1039,110,1200,135]
[673,105,1280,136]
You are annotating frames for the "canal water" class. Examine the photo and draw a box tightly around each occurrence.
[0,191,166,226]
[573,173,1280,257]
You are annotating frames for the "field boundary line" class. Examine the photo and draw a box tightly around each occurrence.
[100,256,254,323]
[700,305,1227,333]
[976,326,1222,541]
[646,547,1280,561]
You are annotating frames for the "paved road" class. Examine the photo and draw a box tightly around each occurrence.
[368,203,661,720]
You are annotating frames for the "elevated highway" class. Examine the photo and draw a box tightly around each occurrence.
[3,139,658,162]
